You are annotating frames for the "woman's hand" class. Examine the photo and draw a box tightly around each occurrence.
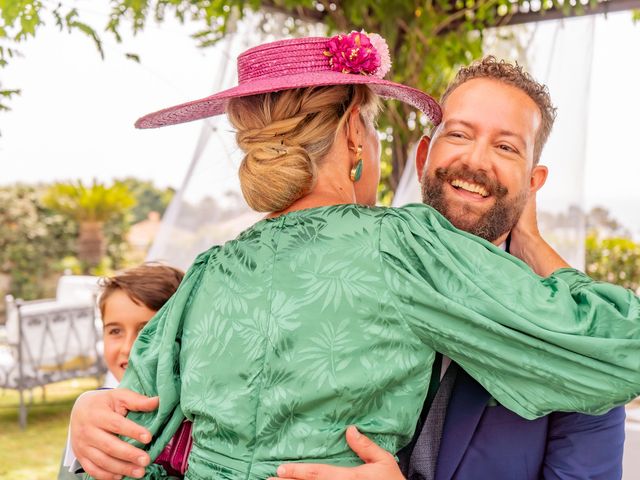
[509,192,570,277]
[270,426,405,480]
[509,191,542,257]
[70,388,159,479]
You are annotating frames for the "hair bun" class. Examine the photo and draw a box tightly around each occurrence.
[227,85,379,212]
[239,143,316,212]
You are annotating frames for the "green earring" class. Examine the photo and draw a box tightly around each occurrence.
[350,146,363,182]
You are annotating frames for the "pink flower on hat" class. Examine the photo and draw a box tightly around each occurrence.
[324,31,391,78]
[367,33,392,78]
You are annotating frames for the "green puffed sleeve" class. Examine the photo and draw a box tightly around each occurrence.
[379,204,640,420]
[85,248,214,480]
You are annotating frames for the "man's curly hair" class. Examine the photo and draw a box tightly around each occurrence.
[441,56,557,165]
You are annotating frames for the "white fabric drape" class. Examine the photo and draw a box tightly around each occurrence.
[145,22,262,270]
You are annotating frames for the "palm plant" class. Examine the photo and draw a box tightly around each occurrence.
[43,180,136,271]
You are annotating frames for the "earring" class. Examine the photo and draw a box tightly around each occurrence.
[350,145,363,182]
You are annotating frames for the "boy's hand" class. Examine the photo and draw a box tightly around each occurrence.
[270,426,405,480]
[70,388,158,479]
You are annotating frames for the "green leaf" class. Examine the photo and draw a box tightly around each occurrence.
[125,52,141,62]
[64,7,78,27]
[106,16,123,43]
[68,20,104,59]
[0,88,21,98]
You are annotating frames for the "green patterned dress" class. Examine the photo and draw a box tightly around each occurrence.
[113,204,640,480]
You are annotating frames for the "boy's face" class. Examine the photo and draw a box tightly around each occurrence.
[102,290,157,381]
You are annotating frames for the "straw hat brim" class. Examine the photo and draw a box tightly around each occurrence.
[135,70,441,129]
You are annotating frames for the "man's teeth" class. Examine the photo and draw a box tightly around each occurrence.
[450,179,489,197]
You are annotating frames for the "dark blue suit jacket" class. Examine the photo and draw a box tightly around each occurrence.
[433,368,626,480]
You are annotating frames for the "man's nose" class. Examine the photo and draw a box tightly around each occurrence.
[462,141,489,170]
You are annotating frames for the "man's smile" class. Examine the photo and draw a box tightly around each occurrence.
[446,178,492,204]
[450,179,489,199]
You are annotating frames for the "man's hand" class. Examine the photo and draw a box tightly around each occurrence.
[270,426,405,480]
[70,388,159,480]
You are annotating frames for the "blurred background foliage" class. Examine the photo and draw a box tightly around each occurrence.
[0,178,174,310]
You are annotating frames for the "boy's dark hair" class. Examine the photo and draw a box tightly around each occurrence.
[98,263,184,318]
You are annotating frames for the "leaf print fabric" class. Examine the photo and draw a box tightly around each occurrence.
[380,204,640,418]
[101,204,640,480]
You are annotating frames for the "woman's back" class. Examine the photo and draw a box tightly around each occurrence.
[123,203,640,480]
[181,205,430,479]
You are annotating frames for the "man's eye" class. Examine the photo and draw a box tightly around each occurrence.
[498,144,516,153]
[448,131,466,139]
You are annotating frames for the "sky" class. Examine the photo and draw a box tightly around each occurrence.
[1,6,639,234]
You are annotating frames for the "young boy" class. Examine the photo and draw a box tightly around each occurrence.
[60,263,184,479]
[98,264,184,384]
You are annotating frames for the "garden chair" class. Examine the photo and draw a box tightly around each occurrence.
[0,276,105,428]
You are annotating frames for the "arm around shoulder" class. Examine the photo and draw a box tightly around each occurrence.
[378,204,640,419]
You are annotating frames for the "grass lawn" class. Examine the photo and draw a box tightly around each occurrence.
[0,378,101,480]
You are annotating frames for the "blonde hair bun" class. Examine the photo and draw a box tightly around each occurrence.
[228,85,379,213]
[239,143,316,212]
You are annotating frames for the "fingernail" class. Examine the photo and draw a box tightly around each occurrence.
[141,432,151,443]
[137,455,149,466]
[277,465,287,476]
[132,468,145,478]
[350,425,361,438]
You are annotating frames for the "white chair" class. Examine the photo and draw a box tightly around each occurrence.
[1,274,105,428]
[56,275,101,304]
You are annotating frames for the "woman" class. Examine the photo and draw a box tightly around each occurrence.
[76,33,640,480]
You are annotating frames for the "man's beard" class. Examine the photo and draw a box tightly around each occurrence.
[421,166,528,242]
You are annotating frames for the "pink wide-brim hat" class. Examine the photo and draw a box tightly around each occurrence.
[135,35,442,129]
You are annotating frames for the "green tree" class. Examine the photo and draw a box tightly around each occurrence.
[2,0,622,198]
[117,177,175,224]
[586,234,640,292]
[586,206,629,237]
[0,184,76,300]
[42,180,136,272]
[583,205,639,292]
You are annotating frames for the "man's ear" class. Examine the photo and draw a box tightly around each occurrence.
[415,136,431,179]
[530,164,548,194]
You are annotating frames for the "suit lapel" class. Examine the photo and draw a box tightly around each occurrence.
[435,367,490,480]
